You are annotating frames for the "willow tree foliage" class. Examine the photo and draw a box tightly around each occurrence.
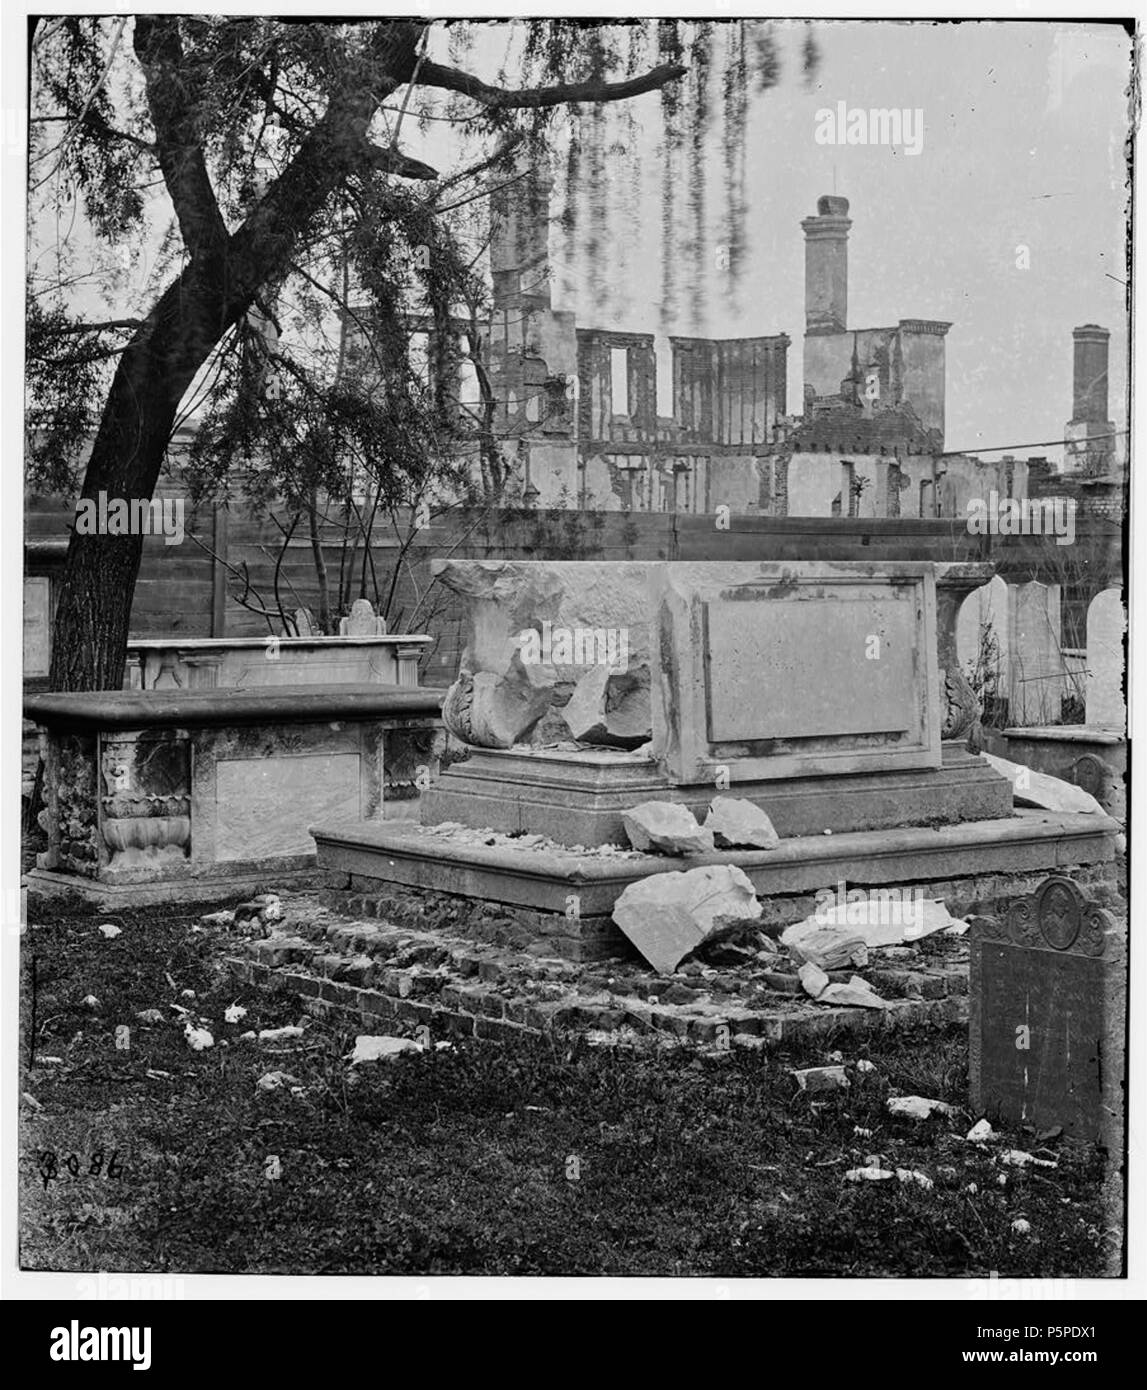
[27,17,817,690]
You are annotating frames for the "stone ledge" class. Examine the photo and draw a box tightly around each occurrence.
[312,810,1119,917]
[24,682,445,731]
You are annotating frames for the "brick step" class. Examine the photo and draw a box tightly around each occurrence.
[228,952,969,1048]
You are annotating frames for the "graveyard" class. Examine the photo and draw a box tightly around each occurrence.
[18,16,1130,1286]
[20,553,1128,1277]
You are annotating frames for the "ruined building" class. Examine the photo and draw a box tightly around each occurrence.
[368,178,1121,522]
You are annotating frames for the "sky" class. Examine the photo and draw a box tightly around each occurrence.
[532,19,1133,464]
[29,17,1134,467]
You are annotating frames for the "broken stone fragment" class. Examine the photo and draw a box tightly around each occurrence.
[845,1165,895,1182]
[982,752,1105,815]
[622,801,714,856]
[787,926,869,971]
[816,976,888,1009]
[612,864,762,974]
[887,1095,956,1120]
[441,657,555,749]
[798,960,830,999]
[347,1035,420,1065]
[560,662,652,748]
[704,797,780,850]
[791,1064,849,1093]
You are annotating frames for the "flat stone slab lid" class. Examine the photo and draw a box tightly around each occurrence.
[127,635,432,650]
[25,683,445,730]
[1002,726,1124,745]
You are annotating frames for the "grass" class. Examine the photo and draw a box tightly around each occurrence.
[20,894,1117,1278]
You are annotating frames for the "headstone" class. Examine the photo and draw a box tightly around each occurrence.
[340,598,385,637]
[956,574,1010,697]
[1008,581,1065,725]
[1085,588,1125,731]
[292,607,317,637]
[970,876,1125,1155]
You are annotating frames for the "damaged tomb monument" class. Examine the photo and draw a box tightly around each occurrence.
[310,559,1119,967]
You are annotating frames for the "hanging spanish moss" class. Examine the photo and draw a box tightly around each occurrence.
[657,20,684,332]
[721,23,749,309]
[686,24,712,332]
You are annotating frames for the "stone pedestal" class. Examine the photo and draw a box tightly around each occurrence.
[422,743,1012,845]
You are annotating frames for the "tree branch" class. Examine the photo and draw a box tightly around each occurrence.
[49,318,144,336]
[358,141,439,181]
[133,17,229,258]
[417,58,687,110]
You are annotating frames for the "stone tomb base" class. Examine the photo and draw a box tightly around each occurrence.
[311,808,1120,961]
[25,684,443,905]
[420,743,1012,846]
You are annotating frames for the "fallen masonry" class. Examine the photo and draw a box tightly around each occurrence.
[212,875,1122,1051]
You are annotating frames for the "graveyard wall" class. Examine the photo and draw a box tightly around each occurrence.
[32,486,1118,690]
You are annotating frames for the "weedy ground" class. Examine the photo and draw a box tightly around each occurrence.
[19,894,1117,1278]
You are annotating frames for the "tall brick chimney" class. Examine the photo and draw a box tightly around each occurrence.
[490,167,553,311]
[1071,323,1110,425]
[1065,324,1115,476]
[801,195,851,334]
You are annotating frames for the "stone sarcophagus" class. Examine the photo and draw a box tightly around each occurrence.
[423,559,1009,844]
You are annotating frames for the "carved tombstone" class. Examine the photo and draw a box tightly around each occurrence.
[970,876,1125,1155]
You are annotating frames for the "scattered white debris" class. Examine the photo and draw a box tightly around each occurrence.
[966,1183,978,1194]
[22,1092,43,1110]
[223,1003,247,1024]
[256,1070,300,1092]
[81,995,99,1010]
[97,924,121,939]
[855,1059,876,1074]
[1001,1149,1058,1169]
[200,910,236,928]
[783,897,968,951]
[791,1064,850,1094]
[817,975,888,1010]
[798,960,829,1000]
[347,1035,420,1065]
[183,1023,214,1051]
[853,1126,873,1138]
[260,897,283,922]
[145,1069,171,1080]
[37,1057,64,1066]
[845,1165,894,1182]
[237,1031,257,1042]
[257,1025,304,1043]
[180,989,197,1000]
[827,1050,844,1063]
[965,1119,995,1143]
[1011,1218,1032,1236]
[887,1095,956,1121]
[897,1168,934,1190]
[136,1008,165,1025]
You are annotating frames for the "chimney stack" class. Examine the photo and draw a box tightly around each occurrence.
[1064,324,1115,477]
[1071,324,1110,425]
[490,166,553,311]
[801,195,851,334]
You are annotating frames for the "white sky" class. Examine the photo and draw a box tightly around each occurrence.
[29,18,1134,463]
